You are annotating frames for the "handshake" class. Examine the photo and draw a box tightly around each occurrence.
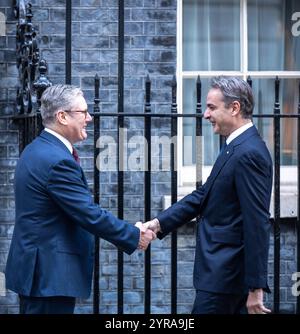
[135,218,161,251]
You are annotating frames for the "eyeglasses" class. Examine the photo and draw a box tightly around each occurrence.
[64,109,89,118]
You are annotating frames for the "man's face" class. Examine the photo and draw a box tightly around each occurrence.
[64,95,92,144]
[204,88,235,137]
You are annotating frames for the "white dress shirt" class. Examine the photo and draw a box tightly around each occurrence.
[226,121,253,145]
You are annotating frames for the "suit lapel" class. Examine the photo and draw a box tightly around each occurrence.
[40,130,88,187]
[202,145,234,200]
[80,169,88,186]
[201,125,259,203]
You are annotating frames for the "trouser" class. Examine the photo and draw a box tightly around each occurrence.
[19,295,76,314]
[192,289,248,314]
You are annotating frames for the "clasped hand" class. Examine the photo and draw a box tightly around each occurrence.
[135,219,161,251]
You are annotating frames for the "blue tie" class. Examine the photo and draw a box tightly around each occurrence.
[219,142,227,157]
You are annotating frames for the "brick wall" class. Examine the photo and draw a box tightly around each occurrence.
[0,0,20,314]
[266,222,298,313]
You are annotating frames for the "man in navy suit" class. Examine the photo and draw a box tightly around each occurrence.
[5,84,156,314]
[145,77,273,314]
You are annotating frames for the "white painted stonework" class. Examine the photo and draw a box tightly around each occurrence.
[164,166,298,218]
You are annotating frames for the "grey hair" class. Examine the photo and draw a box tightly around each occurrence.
[40,84,83,126]
[210,76,254,119]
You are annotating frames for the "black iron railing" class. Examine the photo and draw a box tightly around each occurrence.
[144,74,152,314]
[13,0,52,152]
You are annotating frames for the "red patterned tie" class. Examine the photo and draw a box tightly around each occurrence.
[72,147,80,164]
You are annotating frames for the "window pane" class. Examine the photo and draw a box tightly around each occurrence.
[251,78,299,165]
[183,0,240,71]
[183,77,299,166]
[248,0,300,71]
[183,78,219,166]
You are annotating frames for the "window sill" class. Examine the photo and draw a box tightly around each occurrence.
[166,166,297,218]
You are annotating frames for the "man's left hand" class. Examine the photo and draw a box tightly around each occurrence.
[246,289,271,314]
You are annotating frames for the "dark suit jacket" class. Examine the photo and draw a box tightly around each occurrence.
[5,130,140,298]
[157,126,273,294]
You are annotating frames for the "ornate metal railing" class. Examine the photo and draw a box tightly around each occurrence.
[13,0,52,151]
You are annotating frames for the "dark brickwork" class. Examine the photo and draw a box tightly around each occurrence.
[0,0,298,314]
[0,0,20,315]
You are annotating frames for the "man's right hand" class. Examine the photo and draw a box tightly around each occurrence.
[143,218,161,234]
[135,221,156,250]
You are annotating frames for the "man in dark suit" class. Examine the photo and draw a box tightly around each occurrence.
[145,77,273,314]
[5,84,156,314]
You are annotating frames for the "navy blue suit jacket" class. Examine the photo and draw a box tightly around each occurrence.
[5,130,140,298]
[157,126,273,294]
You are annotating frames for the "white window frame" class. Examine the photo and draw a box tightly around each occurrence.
[177,0,300,186]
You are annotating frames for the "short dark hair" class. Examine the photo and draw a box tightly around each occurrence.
[210,76,254,119]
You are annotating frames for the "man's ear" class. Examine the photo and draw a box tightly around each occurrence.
[56,110,68,125]
[231,101,241,116]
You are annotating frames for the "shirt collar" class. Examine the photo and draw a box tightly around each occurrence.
[226,121,253,145]
[44,128,73,154]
